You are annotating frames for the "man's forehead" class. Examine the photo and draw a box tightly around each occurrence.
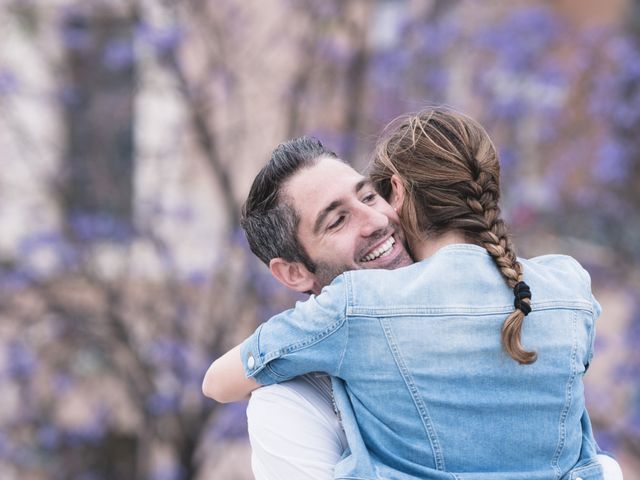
[286,157,363,192]
[284,158,367,220]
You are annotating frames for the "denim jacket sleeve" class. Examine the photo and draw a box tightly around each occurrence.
[538,254,601,369]
[572,257,601,369]
[240,274,349,385]
[587,292,601,370]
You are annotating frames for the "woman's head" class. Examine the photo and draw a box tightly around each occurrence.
[370,107,536,364]
[370,108,501,246]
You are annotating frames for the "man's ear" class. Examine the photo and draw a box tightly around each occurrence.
[269,258,316,293]
[390,174,406,212]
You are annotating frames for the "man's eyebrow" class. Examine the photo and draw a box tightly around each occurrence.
[355,178,371,192]
[313,199,343,235]
[312,178,372,235]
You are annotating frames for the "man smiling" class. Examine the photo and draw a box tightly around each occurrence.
[204,136,412,479]
[258,146,411,294]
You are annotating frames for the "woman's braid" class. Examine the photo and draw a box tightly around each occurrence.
[465,161,536,364]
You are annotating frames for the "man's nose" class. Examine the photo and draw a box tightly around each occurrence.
[357,205,389,237]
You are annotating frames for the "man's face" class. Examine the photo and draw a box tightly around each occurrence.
[284,157,413,292]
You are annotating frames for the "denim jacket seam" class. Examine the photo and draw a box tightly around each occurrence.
[345,271,354,305]
[262,361,289,380]
[569,458,603,476]
[379,317,446,471]
[336,281,350,377]
[531,301,594,313]
[247,323,266,375]
[586,307,596,369]
[348,300,594,317]
[550,309,579,477]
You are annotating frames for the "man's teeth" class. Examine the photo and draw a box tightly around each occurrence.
[362,237,395,262]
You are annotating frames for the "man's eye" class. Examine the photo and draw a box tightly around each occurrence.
[328,216,345,230]
[362,193,377,203]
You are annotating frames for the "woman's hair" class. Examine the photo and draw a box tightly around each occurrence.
[369,107,536,365]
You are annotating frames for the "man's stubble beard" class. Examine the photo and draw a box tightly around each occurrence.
[312,261,353,291]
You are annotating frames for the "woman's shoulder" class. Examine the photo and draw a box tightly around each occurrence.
[523,253,589,280]
[521,254,595,306]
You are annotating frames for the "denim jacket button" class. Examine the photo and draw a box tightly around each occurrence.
[247,354,255,370]
[575,477,583,480]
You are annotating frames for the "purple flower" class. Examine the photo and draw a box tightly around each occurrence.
[0,269,32,291]
[0,70,18,96]
[478,6,561,71]
[69,212,134,243]
[208,401,249,441]
[612,363,637,381]
[592,141,629,183]
[625,403,640,437]
[151,464,186,480]
[184,270,209,287]
[53,373,74,394]
[19,231,63,255]
[17,231,77,272]
[624,307,640,348]
[136,23,184,56]
[6,341,36,380]
[63,409,108,446]
[37,425,61,449]
[59,10,93,52]
[102,39,135,71]
[230,227,251,252]
[18,231,78,278]
[593,429,619,454]
[0,432,12,459]
[492,99,525,121]
[371,49,411,80]
[146,392,179,416]
[415,21,458,57]
[147,338,190,373]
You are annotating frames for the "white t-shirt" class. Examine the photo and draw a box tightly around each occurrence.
[247,374,347,480]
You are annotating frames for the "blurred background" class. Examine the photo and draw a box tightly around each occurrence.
[1,0,639,478]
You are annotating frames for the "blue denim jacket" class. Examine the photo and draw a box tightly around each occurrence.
[241,244,603,479]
